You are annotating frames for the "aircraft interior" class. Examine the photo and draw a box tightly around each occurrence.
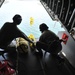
[0,0,75,75]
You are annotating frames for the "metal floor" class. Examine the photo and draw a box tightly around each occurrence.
[0,47,75,75]
[17,48,75,75]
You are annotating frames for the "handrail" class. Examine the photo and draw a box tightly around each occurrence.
[64,0,71,25]
[59,0,64,19]
[55,0,59,14]
[52,0,55,11]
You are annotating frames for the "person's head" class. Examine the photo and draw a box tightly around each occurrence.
[39,23,48,33]
[13,14,22,25]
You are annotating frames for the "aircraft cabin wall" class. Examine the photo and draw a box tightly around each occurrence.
[58,31,75,68]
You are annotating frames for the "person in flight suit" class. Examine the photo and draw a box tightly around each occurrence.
[36,23,62,57]
[0,14,34,51]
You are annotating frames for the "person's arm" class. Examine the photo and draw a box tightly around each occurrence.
[21,32,34,43]
[16,27,34,44]
[18,29,33,43]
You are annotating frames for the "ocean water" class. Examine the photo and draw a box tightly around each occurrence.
[0,0,65,39]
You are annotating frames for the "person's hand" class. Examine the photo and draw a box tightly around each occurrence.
[32,42,36,48]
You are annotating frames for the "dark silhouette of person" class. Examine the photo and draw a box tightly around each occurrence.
[36,23,62,56]
[0,14,34,50]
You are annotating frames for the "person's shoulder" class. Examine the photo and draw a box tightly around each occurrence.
[44,30,50,33]
[5,22,11,24]
[5,22,13,26]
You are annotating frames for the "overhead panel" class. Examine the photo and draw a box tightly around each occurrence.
[40,0,75,34]
[59,0,69,25]
[40,0,58,21]
[64,0,75,27]
[67,9,75,32]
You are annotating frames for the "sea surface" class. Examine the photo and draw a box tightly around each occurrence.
[0,0,65,39]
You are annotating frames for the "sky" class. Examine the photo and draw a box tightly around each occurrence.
[0,0,65,38]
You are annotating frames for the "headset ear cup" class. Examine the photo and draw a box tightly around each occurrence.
[48,40,62,54]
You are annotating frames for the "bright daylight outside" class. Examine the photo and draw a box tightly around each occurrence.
[0,0,65,39]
